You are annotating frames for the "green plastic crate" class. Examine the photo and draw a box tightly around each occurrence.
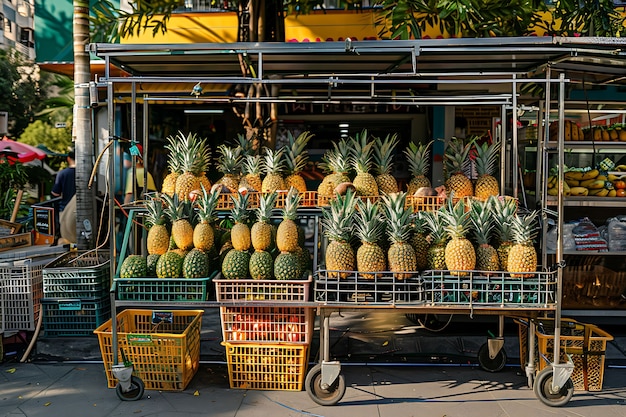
[41,297,111,337]
[43,251,110,300]
[114,271,217,302]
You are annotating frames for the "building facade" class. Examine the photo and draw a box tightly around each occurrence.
[1,0,35,60]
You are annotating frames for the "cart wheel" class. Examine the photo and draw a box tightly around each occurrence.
[116,376,145,401]
[405,314,453,332]
[533,367,574,407]
[477,342,507,373]
[305,364,346,406]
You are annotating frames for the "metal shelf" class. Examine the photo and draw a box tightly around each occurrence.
[546,196,626,207]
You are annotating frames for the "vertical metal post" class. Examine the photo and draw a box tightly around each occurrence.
[511,74,519,200]
[107,77,119,367]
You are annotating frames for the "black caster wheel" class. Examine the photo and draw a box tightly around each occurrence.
[305,364,346,406]
[405,313,453,332]
[477,342,507,373]
[116,376,145,401]
[533,367,574,407]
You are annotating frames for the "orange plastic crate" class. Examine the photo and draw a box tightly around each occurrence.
[220,306,314,344]
[224,342,309,391]
[94,309,203,391]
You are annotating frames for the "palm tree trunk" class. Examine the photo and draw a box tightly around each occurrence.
[73,0,96,249]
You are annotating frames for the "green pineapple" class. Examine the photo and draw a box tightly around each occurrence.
[350,129,379,196]
[249,250,273,280]
[284,131,313,193]
[274,251,303,280]
[221,249,251,279]
[322,189,357,278]
[183,248,211,278]
[410,212,429,270]
[146,253,160,276]
[469,199,500,272]
[439,198,476,276]
[120,255,147,278]
[382,192,417,280]
[404,141,433,195]
[373,133,399,195]
[261,147,286,192]
[422,210,448,270]
[156,250,184,278]
[490,196,518,271]
[355,198,386,279]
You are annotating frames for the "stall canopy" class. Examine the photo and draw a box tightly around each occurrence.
[90,36,626,105]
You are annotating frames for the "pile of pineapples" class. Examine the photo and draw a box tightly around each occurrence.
[322,190,540,279]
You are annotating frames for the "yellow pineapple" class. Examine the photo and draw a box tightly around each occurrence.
[410,212,429,270]
[473,139,500,200]
[317,138,352,202]
[229,192,251,251]
[373,133,399,195]
[284,131,313,193]
[276,187,300,253]
[261,147,286,193]
[145,194,170,255]
[439,198,475,276]
[322,189,357,278]
[422,210,448,270]
[216,144,243,192]
[193,185,220,251]
[239,154,263,192]
[507,211,539,278]
[469,199,500,272]
[404,140,433,195]
[355,198,386,279]
[350,129,379,196]
[382,192,417,280]
[444,137,474,200]
[251,192,277,252]
[162,133,184,196]
[163,193,194,251]
[174,132,211,201]
[490,195,518,271]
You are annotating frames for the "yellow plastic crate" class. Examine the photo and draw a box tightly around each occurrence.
[224,342,309,391]
[94,309,203,391]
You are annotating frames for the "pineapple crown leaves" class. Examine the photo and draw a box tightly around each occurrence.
[381,192,413,244]
[511,210,539,245]
[411,211,427,235]
[489,195,518,241]
[256,191,277,223]
[241,154,263,175]
[421,210,448,245]
[474,138,500,177]
[349,129,375,174]
[162,192,194,223]
[322,188,357,243]
[285,131,313,175]
[443,136,475,177]
[262,146,286,175]
[175,131,211,174]
[216,144,242,175]
[144,193,168,228]
[231,133,255,157]
[354,198,385,244]
[439,198,472,240]
[373,133,399,176]
[468,199,495,245]
[404,140,433,177]
[282,187,301,221]
[229,191,250,223]
[196,184,221,224]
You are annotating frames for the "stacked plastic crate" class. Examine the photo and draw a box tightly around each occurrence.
[41,251,111,337]
[216,276,314,391]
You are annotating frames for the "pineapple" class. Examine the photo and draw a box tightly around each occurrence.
[444,137,474,200]
[507,211,539,278]
[239,154,263,192]
[229,192,251,251]
[120,255,147,278]
[183,248,210,278]
[439,198,476,276]
[276,187,300,253]
[274,251,303,280]
[382,192,417,280]
[322,189,357,278]
[251,192,277,251]
[146,253,160,276]
[317,138,352,201]
[162,135,184,196]
[249,250,273,280]
[373,133,399,195]
[215,144,243,192]
[193,186,220,251]
[422,210,448,270]
[355,198,387,279]
[261,147,286,193]
[221,248,251,279]
[174,132,211,201]
[404,140,433,195]
[491,195,518,271]
[473,139,501,200]
[284,131,313,193]
[163,193,194,251]
[156,250,184,278]
[145,194,170,255]
[410,212,429,270]
[350,129,379,196]
[469,199,500,272]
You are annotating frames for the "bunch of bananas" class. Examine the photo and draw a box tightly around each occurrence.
[549,167,617,197]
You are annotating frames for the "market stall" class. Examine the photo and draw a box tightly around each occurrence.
[89,37,626,405]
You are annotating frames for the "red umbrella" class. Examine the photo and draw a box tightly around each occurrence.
[0,136,48,163]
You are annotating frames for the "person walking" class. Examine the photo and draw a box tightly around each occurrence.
[51,150,76,212]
